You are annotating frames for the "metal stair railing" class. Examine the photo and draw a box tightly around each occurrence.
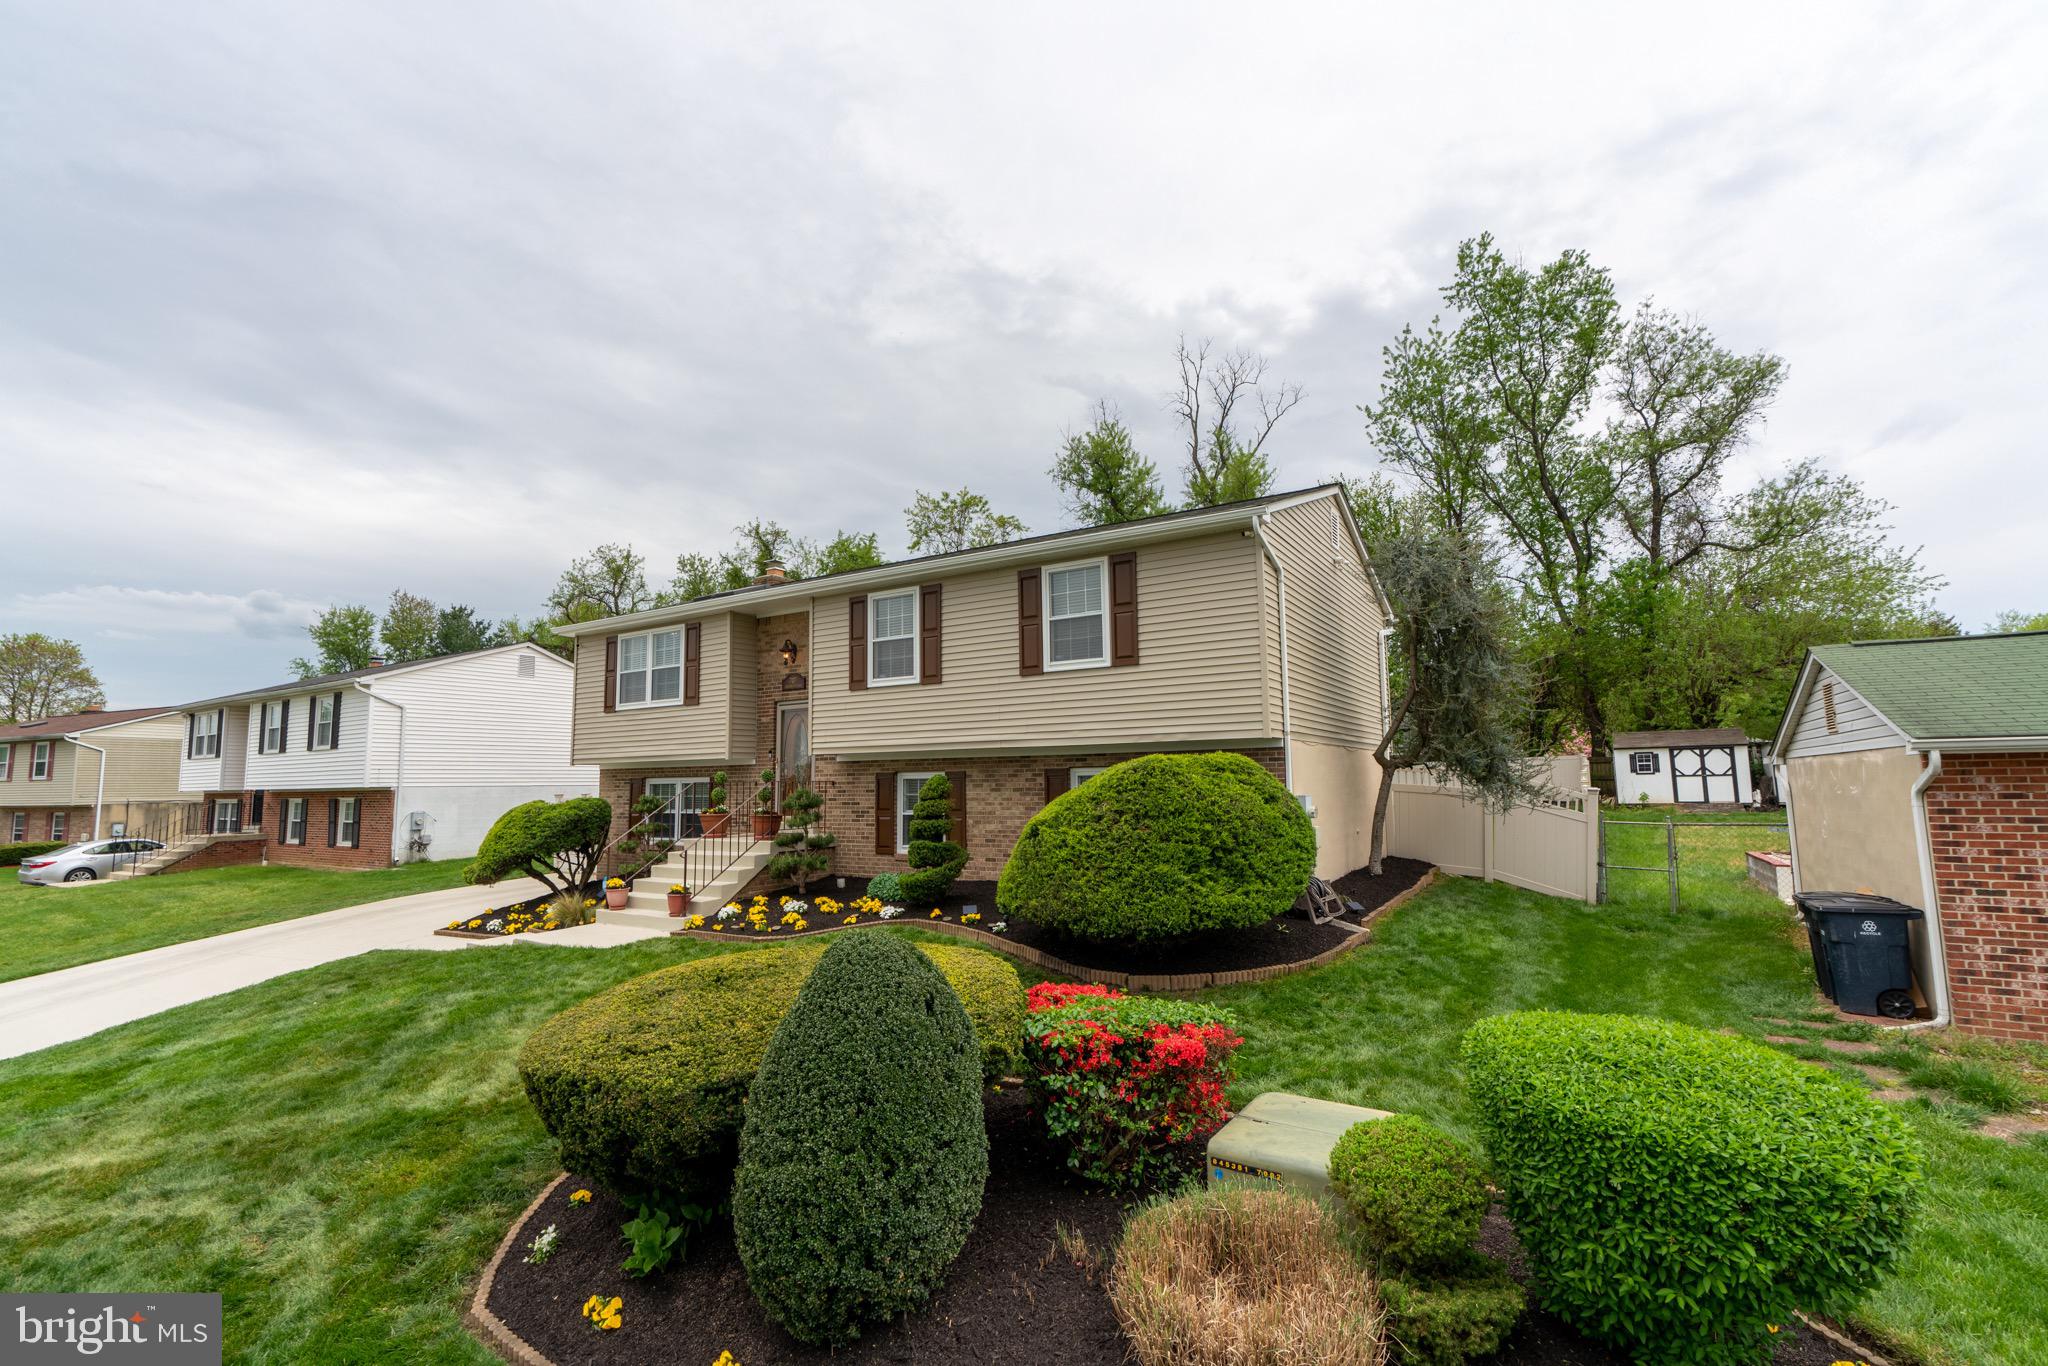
[600,793,759,899]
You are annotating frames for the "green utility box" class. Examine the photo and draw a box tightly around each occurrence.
[1207,1092,1392,1197]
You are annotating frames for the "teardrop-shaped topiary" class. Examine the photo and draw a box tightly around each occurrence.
[732,932,989,1346]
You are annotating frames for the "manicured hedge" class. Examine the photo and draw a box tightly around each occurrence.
[733,933,988,1345]
[0,841,66,867]
[1378,1253,1525,1366]
[1327,1114,1489,1272]
[996,752,1316,941]
[519,938,1023,1202]
[1463,1011,1923,1365]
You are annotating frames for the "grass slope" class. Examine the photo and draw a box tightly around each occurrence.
[0,859,474,983]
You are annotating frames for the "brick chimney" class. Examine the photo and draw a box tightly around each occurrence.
[79,705,104,713]
[756,558,787,586]
[367,656,386,669]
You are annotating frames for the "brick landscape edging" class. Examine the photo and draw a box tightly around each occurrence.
[669,868,1442,990]
[465,1173,566,1366]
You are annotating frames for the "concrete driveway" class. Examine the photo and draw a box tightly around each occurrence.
[0,877,671,1061]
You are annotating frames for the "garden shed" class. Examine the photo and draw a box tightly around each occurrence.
[1610,727,1757,806]
[1771,629,2048,1043]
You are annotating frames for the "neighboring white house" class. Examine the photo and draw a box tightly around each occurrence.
[1611,727,1757,805]
[171,643,596,870]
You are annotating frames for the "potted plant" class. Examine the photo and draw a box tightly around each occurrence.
[701,771,731,838]
[666,883,691,916]
[752,768,782,840]
[604,876,629,910]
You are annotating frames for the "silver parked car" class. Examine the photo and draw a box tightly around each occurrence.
[16,839,165,885]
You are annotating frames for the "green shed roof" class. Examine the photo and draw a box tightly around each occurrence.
[1810,630,2048,741]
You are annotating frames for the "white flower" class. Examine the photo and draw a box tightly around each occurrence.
[485,918,504,933]
[990,921,1008,933]
[783,899,810,915]
[877,906,903,920]
[716,904,740,920]
[524,1223,559,1265]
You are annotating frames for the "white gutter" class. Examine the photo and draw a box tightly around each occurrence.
[355,684,409,862]
[70,736,108,841]
[1251,515,1294,790]
[1905,748,1951,1031]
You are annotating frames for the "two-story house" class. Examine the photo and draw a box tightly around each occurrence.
[558,486,1390,917]
[171,643,596,871]
[0,707,194,845]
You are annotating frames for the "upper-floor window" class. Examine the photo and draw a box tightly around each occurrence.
[1044,558,1108,670]
[617,628,683,707]
[259,701,287,754]
[1630,752,1660,776]
[190,710,221,759]
[30,741,52,780]
[314,695,337,749]
[870,590,918,686]
[0,745,10,781]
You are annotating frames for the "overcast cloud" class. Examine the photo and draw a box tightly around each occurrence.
[3,1,2043,704]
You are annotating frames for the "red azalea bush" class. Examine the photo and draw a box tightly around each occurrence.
[1023,986,1243,1192]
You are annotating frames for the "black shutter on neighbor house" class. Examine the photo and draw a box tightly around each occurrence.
[187,714,198,759]
[249,791,264,826]
[306,697,317,749]
[602,635,619,712]
[1017,568,1042,675]
[1109,551,1139,666]
[277,700,290,754]
[214,710,225,758]
[848,596,868,690]
[874,772,894,854]
[280,800,290,843]
[326,798,340,847]
[946,770,968,852]
[683,623,701,706]
[919,585,943,685]
[1044,768,1068,805]
[331,692,344,749]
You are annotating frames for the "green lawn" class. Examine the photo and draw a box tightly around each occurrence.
[0,859,474,983]
[0,838,2042,1362]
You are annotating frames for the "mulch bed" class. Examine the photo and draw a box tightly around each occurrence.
[437,884,601,939]
[705,857,1434,976]
[487,1087,1132,1365]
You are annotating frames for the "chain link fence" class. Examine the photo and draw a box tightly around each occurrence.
[1600,815,1790,912]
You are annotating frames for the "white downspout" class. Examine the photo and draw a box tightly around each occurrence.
[1905,748,1951,1031]
[1252,515,1294,790]
[1774,755,1801,914]
[72,736,108,840]
[357,684,407,863]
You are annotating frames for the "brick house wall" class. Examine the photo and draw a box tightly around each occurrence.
[262,791,395,870]
[1926,751,2048,1043]
[1,806,93,842]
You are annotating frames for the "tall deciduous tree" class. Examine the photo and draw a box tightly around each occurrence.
[905,489,1027,554]
[379,589,440,662]
[1173,337,1299,506]
[434,603,498,655]
[0,633,105,721]
[1051,402,1170,525]
[1989,609,2048,633]
[796,530,887,579]
[549,543,652,619]
[291,605,377,678]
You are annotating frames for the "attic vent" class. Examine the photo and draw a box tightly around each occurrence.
[516,654,537,679]
[1821,681,1839,733]
[1330,509,1344,553]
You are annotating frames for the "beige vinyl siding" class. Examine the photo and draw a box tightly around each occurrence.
[812,530,1273,756]
[4,737,81,804]
[1263,495,1385,747]
[572,612,755,766]
[84,714,193,803]
[1783,666,1905,758]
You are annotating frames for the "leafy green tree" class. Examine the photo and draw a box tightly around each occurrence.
[291,604,377,678]
[1990,609,2048,633]
[766,786,835,896]
[464,796,613,917]
[434,603,497,655]
[0,633,104,722]
[905,489,1027,553]
[1051,402,1170,525]
[1358,321,1491,535]
[496,615,573,659]
[669,550,750,602]
[1173,337,1298,506]
[794,530,886,579]
[549,543,652,619]
[378,589,439,663]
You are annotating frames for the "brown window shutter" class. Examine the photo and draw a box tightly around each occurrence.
[602,635,619,712]
[848,596,869,691]
[946,770,968,851]
[683,623,702,706]
[919,584,943,685]
[628,777,645,840]
[874,771,894,854]
[1044,767,1068,805]
[331,691,344,749]
[1017,568,1042,675]
[1109,551,1139,666]
[326,798,339,848]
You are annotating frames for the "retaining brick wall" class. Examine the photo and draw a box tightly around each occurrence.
[159,834,266,873]
[1926,752,2048,1043]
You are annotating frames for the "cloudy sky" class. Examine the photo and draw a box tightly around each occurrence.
[4,2,2044,705]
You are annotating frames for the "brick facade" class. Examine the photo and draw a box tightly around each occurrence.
[1926,752,2048,1043]
[1,806,92,843]
[261,790,395,870]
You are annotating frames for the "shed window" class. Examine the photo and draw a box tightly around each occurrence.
[1630,752,1660,776]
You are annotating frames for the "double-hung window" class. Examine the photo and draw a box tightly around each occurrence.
[1069,766,1108,787]
[314,695,337,749]
[190,710,221,759]
[617,629,683,707]
[259,701,286,754]
[30,741,52,780]
[284,798,307,845]
[869,590,918,685]
[211,799,240,834]
[335,797,360,848]
[895,771,938,854]
[1043,559,1108,669]
[0,745,11,781]
[49,811,65,840]
[8,812,23,841]
[643,778,710,842]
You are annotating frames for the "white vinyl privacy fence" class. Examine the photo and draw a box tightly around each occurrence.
[1383,758,1601,904]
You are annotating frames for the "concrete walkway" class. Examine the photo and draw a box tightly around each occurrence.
[0,878,672,1062]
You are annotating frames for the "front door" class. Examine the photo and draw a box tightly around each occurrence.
[776,703,810,803]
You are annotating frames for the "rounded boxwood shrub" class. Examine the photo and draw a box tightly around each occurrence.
[1463,1011,1923,1365]
[863,870,904,902]
[1327,1114,1489,1271]
[733,932,989,1346]
[1379,1253,1525,1366]
[518,939,1022,1203]
[996,752,1316,941]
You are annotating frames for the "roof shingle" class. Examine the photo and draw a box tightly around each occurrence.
[1810,631,2048,741]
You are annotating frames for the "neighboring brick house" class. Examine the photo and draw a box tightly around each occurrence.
[560,486,1391,920]
[0,706,194,844]
[1773,630,2048,1042]
[171,643,596,872]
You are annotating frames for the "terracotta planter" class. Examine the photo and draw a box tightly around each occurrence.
[751,812,783,840]
[604,886,629,910]
[667,891,690,917]
[701,812,732,838]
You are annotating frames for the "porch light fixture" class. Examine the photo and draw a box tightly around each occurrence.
[779,639,800,668]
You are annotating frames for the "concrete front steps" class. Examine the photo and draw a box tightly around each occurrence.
[596,843,774,930]
[106,831,264,878]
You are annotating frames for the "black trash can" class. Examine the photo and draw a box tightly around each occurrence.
[1793,891,1924,1019]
